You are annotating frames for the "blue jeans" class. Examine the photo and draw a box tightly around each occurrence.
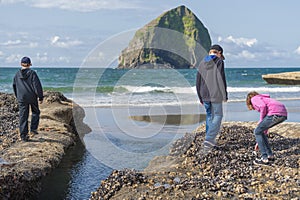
[254,115,287,159]
[203,102,223,145]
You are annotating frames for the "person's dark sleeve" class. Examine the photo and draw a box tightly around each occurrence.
[12,76,17,98]
[196,67,203,104]
[219,60,228,101]
[32,72,43,101]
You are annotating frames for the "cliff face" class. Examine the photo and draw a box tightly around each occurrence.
[118,5,211,69]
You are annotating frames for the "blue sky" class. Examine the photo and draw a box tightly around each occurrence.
[1,0,300,67]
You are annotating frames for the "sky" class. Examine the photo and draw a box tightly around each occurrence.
[1,0,300,68]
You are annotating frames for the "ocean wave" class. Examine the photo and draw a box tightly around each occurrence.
[44,86,129,93]
[44,85,300,96]
[119,85,300,94]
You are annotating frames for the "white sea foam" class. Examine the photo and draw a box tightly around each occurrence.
[118,85,300,94]
[69,85,300,108]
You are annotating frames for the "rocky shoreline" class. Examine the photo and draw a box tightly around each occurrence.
[0,91,91,199]
[91,122,300,199]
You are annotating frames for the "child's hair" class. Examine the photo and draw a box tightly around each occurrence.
[21,63,31,68]
[246,91,259,110]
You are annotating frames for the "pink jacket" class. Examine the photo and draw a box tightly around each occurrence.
[251,94,287,122]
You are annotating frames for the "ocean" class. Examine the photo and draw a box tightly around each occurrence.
[2,67,300,105]
[1,67,300,199]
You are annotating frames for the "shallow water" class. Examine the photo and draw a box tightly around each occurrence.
[39,106,201,199]
[39,140,112,200]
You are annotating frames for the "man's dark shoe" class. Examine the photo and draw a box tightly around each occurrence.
[30,130,39,135]
[21,135,29,142]
[267,156,275,162]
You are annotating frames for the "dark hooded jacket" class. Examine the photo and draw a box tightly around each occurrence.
[196,55,228,103]
[13,68,43,103]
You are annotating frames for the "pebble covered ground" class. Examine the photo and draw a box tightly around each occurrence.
[91,123,300,199]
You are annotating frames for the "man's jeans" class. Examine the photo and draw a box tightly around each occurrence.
[254,115,287,159]
[203,102,223,145]
[19,100,40,138]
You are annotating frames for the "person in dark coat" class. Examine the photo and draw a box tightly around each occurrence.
[13,57,43,141]
[196,44,228,153]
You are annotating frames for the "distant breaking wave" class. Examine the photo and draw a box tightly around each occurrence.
[44,85,300,94]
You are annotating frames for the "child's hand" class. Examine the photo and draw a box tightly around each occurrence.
[255,143,259,151]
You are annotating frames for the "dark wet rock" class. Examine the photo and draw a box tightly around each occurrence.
[90,122,300,199]
[90,169,147,200]
[0,92,19,151]
[0,91,91,199]
[43,90,71,104]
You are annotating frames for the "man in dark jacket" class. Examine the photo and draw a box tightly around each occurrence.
[196,44,228,152]
[13,57,43,141]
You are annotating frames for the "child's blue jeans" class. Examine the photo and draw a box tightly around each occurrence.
[254,115,287,159]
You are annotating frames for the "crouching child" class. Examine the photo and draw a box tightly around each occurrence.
[246,91,287,165]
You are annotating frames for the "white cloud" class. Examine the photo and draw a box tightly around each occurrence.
[0,51,4,57]
[50,36,83,48]
[5,54,22,64]
[0,39,38,48]
[35,52,48,63]
[1,0,140,12]
[58,56,70,63]
[29,42,38,48]
[238,50,256,59]
[51,36,60,44]
[270,50,288,58]
[219,35,257,47]
[1,40,22,46]
[212,34,296,66]
[295,46,300,55]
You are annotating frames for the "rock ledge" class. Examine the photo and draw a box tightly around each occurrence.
[0,91,91,199]
[262,71,300,85]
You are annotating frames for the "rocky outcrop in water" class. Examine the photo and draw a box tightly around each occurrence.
[91,122,300,199]
[262,71,300,85]
[0,91,91,199]
[118,5,211,69]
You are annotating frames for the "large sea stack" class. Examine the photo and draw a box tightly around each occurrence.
[118,5,211,69]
